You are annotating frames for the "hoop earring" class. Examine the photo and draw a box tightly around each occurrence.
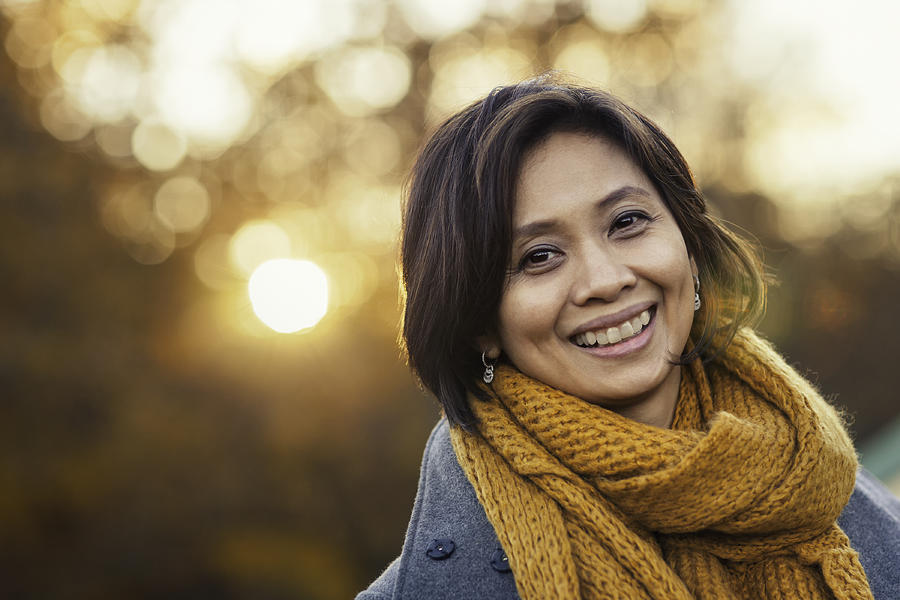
[482,352,495,384]
[693,275,701,312]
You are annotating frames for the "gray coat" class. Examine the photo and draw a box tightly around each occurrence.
[358,420,900,600]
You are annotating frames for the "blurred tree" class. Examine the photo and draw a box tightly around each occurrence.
[1,2,899,598]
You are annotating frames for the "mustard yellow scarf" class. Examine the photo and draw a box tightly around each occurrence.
[450,329,872,599]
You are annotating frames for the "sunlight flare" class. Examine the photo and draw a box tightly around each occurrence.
[248,259,328,333]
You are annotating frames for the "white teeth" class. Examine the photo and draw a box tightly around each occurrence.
[630,316,643,332]
[574,308,653,347]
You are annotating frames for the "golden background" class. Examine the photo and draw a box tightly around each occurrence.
[1,0,899,597]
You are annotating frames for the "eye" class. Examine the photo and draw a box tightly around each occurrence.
[610,210,651,234]
[526,248,555,264]
[515,246,562,273]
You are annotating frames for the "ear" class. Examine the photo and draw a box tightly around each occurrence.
[476,335,501,359]
[689,255,699,279]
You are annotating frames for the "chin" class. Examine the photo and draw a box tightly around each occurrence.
[570,366,675,407]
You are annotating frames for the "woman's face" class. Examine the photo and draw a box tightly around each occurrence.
[492,131,696,425]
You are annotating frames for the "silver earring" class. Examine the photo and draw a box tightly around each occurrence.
[482,352,495,384]
[693,275,701,311]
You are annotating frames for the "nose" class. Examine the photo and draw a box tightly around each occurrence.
[570,244,637,305]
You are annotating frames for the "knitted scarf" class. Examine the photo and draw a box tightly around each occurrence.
[449,329,872,599]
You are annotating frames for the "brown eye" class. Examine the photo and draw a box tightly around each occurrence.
[527,249,554,264]
[516,246,562,273]
[611,211,650,233]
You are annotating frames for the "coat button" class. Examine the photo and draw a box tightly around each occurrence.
[490,548,511,572]
[425,538,456,560]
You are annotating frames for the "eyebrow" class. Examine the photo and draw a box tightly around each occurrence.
[512,185,652,240]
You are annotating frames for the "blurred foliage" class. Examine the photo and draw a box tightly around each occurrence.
[1,0,899,598]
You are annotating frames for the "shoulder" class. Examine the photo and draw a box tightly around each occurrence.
[356,559,400,600]
[356,419,519,600]
[839,468,900,600]
[355,558,397,600]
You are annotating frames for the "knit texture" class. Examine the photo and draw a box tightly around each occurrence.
[449,328,873,600]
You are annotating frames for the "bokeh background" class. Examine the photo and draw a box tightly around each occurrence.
[2,0,899,598]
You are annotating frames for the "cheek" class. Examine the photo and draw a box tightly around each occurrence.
[665,255,696,329]
[645,237,693,306]
[637,246,691,295]
[497,282,563,342]
[656,234,692,286]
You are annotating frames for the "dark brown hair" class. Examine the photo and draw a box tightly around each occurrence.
[400,75,766,430]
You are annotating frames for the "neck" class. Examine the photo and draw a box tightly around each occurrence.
[612,364,682,429]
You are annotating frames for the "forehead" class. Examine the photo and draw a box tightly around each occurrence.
[513,131,658,224]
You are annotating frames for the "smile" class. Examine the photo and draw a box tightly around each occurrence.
[572,309,653,348]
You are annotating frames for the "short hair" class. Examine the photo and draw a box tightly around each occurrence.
[400,75,766,430]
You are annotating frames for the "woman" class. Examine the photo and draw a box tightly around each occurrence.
[358,77,900,599]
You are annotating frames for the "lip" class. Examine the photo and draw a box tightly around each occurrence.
[576,308,656,358]
[569,301,656,337]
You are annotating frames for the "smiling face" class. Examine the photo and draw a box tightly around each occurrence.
[490,131,697,427]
